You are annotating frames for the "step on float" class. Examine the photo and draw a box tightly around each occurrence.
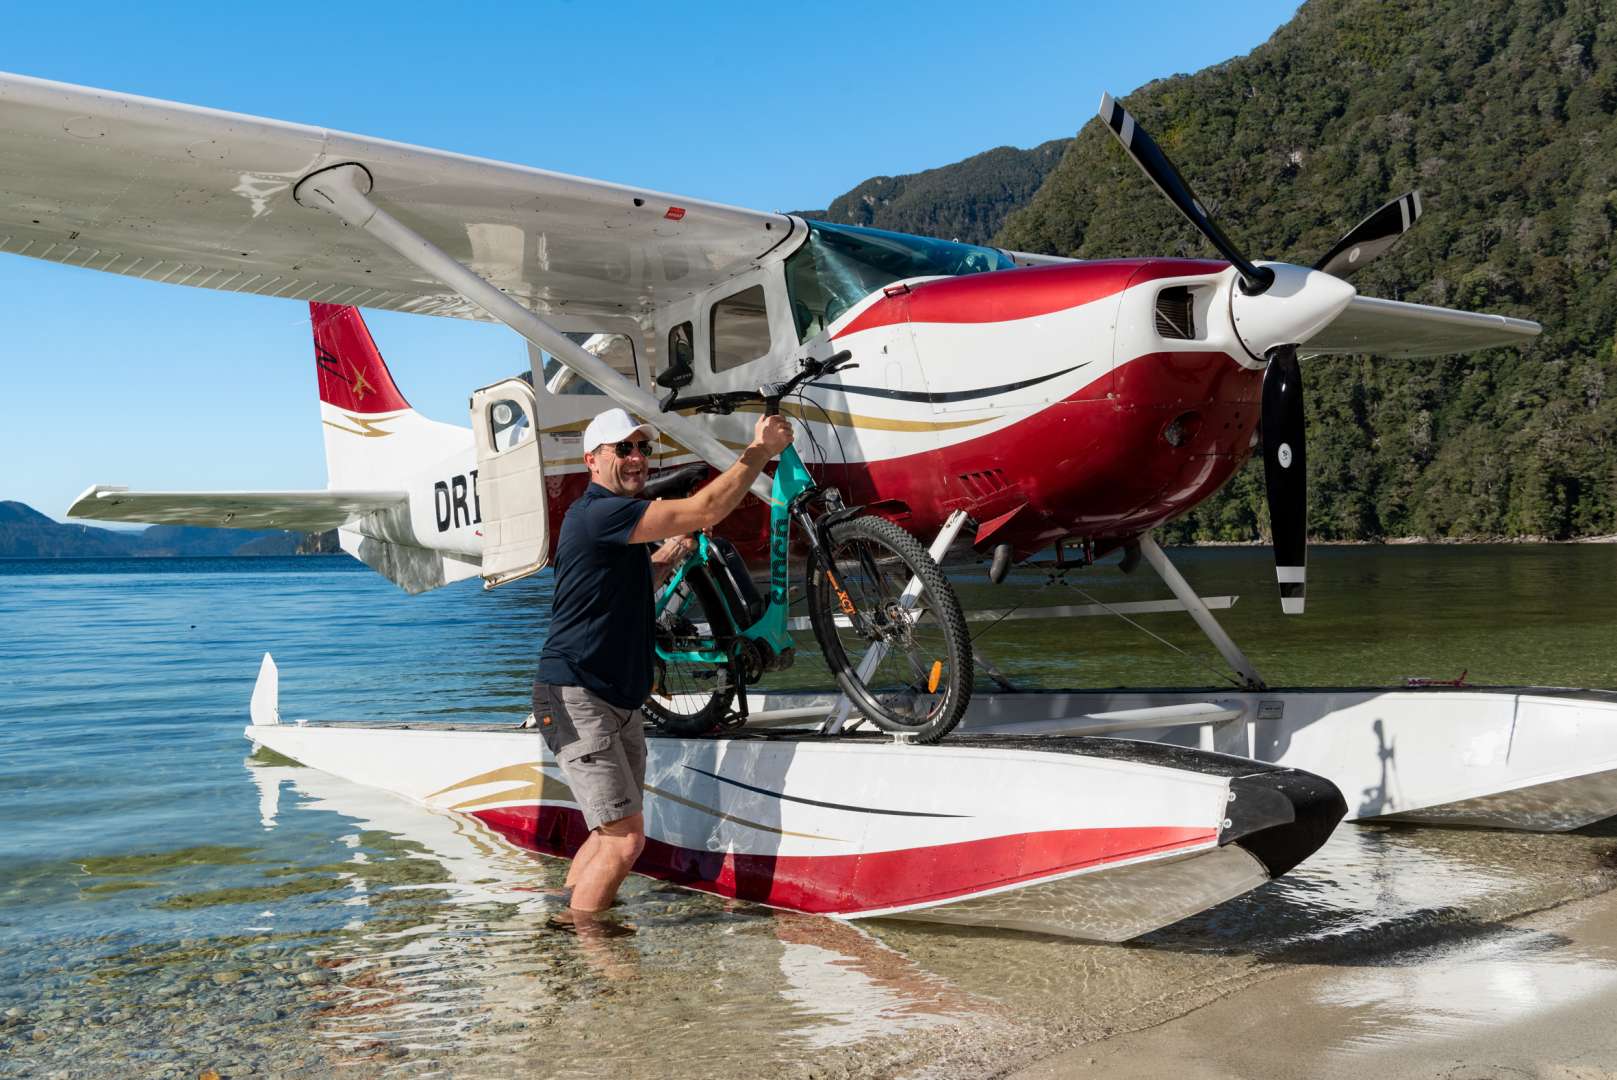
[245,655,1345,941]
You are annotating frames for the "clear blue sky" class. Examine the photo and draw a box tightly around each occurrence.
[1,0,1300,519]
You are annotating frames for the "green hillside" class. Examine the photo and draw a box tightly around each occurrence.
[997,0,1616,541]
[796,140,1068,246]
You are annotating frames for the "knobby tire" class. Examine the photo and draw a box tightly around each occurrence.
[806,515,972,743]
[644,562,738,736]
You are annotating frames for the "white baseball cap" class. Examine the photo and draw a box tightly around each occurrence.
[582,407,659,452]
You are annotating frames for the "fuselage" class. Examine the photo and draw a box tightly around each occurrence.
[339,225,1266,570]
[529,253,1263,565]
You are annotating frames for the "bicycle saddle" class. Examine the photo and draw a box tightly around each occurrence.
[640,462,710,500]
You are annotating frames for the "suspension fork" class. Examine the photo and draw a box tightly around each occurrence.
[798,497,870,625]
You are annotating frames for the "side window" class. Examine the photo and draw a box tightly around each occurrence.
[486,397,532,452]
[540,332,638,396]
[659,322,695,387]
[711,285,772,373]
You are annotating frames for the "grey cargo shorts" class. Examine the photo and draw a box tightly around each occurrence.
[531,683,647,830]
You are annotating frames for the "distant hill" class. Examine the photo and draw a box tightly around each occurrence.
[794,139,1068,246]
[996,0,1616,542]
[0,501,325,557]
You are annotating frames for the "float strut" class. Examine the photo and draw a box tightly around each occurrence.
[1138,533,1266,690]
[292,163,770,501]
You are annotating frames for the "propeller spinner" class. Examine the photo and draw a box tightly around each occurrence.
[1096,93,1422,614]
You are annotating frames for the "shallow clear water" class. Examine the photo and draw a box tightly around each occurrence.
[2,548,1616,1078]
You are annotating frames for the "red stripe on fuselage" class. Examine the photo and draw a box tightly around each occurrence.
[546,348,1261,565]
[472,804,1213,914]
[836,259,1228,338]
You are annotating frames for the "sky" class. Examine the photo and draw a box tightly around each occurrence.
[0,0,1302,519]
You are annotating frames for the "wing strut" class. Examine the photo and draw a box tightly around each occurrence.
[292,163,770,501]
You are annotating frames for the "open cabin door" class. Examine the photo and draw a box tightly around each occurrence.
[469,378,549,589]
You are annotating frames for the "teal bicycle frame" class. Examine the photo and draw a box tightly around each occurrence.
[653,441,818,669]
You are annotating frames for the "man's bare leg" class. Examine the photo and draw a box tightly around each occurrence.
[568,813,646,914]
[565,832,603,891]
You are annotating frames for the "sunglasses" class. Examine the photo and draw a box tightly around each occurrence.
[605,439,654,457]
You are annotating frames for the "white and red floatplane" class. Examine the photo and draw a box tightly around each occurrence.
[8,73,1609,929]
[246,657,1344,941]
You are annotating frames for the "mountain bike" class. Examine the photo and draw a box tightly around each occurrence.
[641,351,972,744]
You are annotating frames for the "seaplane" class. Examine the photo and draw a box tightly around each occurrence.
[0,70,1607,937]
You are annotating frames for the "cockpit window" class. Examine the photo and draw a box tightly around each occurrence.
[783,221,1015,342]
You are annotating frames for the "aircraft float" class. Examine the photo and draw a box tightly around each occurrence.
[3,71,1611,939]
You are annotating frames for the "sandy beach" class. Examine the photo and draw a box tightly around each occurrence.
[1012,887,1617,1080]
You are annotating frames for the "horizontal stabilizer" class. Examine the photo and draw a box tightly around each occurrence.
[67,484,406,532]
[1305,295,1541,358]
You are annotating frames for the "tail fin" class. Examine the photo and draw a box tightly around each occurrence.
[312,303,412,414]
[309,303,480,593]
[311,303,466,491]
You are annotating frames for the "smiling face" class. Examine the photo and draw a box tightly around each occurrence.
[585,433,651,496]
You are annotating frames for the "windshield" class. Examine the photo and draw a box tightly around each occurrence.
[783,221,1015,341]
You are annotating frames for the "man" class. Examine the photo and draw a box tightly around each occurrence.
[534,405,793,928]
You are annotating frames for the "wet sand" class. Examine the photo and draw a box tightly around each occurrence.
[1012,888,1617,1080]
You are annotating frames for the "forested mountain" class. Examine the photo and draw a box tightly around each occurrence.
[996,0,1616,541]
[795,140,1068,246]
[0,501,316,557]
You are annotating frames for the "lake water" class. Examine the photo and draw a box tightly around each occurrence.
[3,546,1616,1078]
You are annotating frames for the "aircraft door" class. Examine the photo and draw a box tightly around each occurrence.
[470,378,549,589]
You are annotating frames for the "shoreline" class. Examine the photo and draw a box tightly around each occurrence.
[5,535,1617,561]
[1173,533,1617,546]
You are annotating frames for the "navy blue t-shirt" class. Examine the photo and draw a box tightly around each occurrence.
[536,483,654,709]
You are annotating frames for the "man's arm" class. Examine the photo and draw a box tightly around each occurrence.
[630,415,793,544]
[649,535,695,589]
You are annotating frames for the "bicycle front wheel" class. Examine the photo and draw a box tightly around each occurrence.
[806,515,972,743]
[644,563,737,736]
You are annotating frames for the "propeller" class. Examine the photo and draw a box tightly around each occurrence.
[1097,93,1273,296]
[1097,93,1422,614]
[1314,191,1422,278]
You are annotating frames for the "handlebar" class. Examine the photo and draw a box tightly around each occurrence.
[660,350,857,416]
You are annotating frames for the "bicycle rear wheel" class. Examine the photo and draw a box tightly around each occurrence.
[644,563,738,736]
[806,515,972,743]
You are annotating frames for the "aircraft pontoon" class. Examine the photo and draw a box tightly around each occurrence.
[246,656,1345,941]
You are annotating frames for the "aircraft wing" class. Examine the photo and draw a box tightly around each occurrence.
[0,72,792,320]
[67,485,406,532]
[1305,295,1541,358]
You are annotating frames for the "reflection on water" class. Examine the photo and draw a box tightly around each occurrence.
[254,757,987,1076]
[1319,925,1617,1053]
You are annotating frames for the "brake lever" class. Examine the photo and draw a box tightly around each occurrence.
[817,349,857,377]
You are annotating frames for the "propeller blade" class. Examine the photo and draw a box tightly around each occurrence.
[1098,92,1274,295]
[1260,345,1307,614]
[1314,191,1423,278]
